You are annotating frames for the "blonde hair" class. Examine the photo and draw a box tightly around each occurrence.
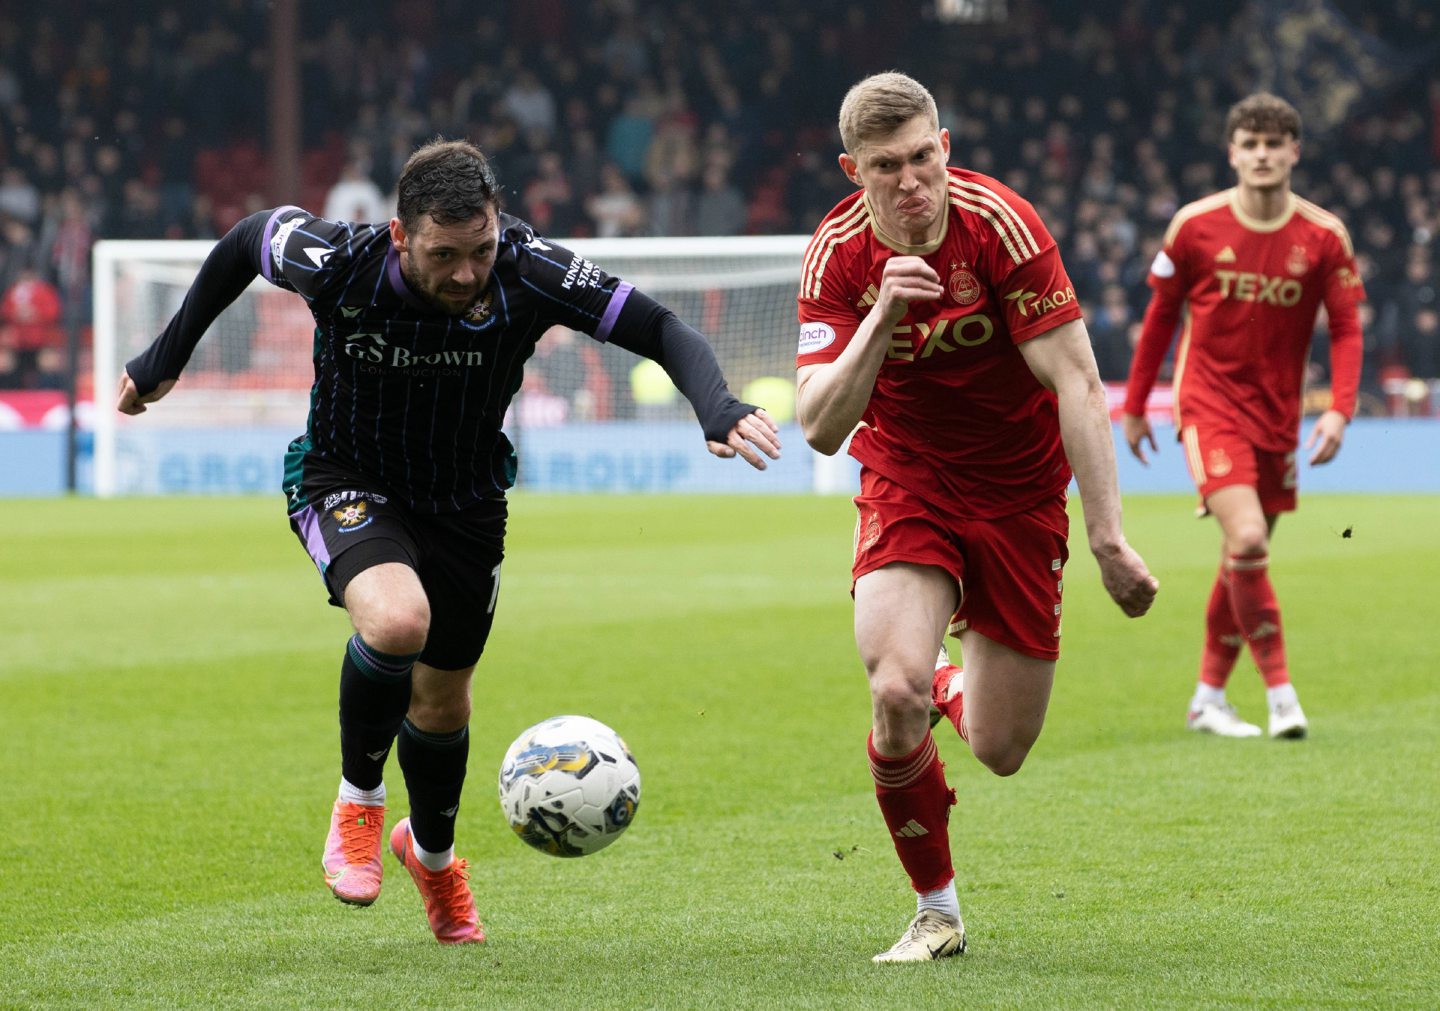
[838,72,938,154]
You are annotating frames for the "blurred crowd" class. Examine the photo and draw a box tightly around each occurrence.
[0,0,1437,413]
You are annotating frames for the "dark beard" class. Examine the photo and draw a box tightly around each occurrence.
[398,253,475,316]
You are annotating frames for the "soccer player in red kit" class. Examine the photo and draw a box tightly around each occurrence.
[1123,92,1364,741]
[796,72,1158,962]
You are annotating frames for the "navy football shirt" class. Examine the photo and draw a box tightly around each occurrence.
[252,206,639,513]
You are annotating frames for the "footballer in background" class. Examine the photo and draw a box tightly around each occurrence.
[1122,92,1366,741]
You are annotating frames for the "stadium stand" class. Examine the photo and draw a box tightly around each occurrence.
[0,0,1436,411]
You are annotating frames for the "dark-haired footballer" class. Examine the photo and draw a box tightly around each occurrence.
[119,139,780,945]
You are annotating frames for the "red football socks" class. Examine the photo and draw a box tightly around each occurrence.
[1199,568,1244,688]
[868,730,956,893]
[1227,552,1291,688]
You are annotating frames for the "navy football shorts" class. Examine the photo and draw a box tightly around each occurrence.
[289,485,506,671]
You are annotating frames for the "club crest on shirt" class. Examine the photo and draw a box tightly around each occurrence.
[948,261,981,305]
[1206,447,1233,477]
[466,290,494,323]
[1286,245,1309,276]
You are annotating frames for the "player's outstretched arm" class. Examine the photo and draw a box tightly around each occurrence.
[605,290,781,469]
[1020,318,1158,618]
[120,212,268,414]
[705,407,782,470]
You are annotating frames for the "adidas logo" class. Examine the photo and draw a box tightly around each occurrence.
[1215,246,1237,263]
[894,819,929,839]
[857,283,879,309]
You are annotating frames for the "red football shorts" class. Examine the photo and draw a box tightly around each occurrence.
[851,469,1070,661]
[1179,424,1297,514]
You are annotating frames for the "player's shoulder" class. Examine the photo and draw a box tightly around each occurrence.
[497,211,538,246]
[496,211,576,267]
[803,190,867,254]
[266,206,388,284]
[1290,194,1356,256]
[801,189,869,299]
[944,166,1052,266]
[1161,189,1236,247]
[945,166,1032,210]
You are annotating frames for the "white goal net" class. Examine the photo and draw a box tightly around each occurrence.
[92,235,840,497]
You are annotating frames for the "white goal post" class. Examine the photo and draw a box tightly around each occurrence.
[92,235,857,497]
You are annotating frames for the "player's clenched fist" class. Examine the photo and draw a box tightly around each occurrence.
[874,255,944,324]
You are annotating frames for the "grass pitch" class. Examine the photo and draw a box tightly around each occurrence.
[1,492,1436,1008]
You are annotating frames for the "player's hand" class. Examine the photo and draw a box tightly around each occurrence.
[1305,408,1347,465]
[116,373,175,415]
[1122,413,1156,465]
[1094,540,1159,618]
[874,255,944,326]
[707,408,782,470]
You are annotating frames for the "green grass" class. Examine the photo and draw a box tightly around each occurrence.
[1,493,1436,1008]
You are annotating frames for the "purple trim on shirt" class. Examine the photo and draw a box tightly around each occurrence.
[594,281,634,344]
[291,505,332,574]
[260,206,305,283]
[386,244,432,311]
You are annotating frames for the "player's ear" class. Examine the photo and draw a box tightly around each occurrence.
[939,127,951,163]
[389,217,407,253]
[839,152,860,186]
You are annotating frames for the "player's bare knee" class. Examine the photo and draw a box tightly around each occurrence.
[969,735,1033,777]
[868,670,929,721]
[1226,524,1270,558]
[356,600,430,656]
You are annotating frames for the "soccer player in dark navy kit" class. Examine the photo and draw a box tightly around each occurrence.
[119,139,781,944]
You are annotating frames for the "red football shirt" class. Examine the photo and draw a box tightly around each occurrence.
[1124,189,1365,451]
[796,167,1082,518]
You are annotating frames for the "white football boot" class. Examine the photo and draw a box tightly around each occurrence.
[1268,700,1309,739]
[1186,701,1262,738]
[872,908,966,963]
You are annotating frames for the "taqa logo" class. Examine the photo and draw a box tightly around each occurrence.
[1004,285,1076,318]
[798,321,837,354]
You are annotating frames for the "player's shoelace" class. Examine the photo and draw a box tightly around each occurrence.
[423,858,475,921]
[337,804,383,865]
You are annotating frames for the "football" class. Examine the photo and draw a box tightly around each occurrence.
[497,715,641,857]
